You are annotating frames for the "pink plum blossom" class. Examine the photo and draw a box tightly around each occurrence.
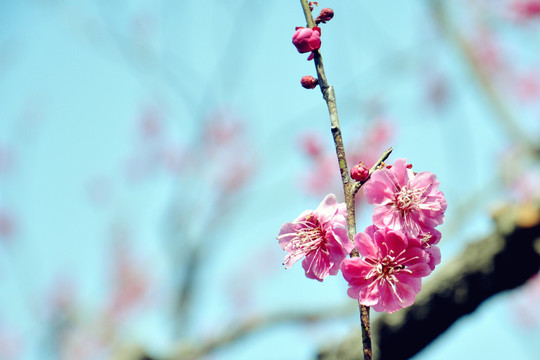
[277,193,353,281]
[341,226,431,313]
[292,26,321,60]
[363,158,447,238]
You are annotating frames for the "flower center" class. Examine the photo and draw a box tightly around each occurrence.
[293,216,325,252]
[420,233,432,247]
[376,256,399,278]
[365,253,409,303]
[395,186,424,212]
[365,254,402,281]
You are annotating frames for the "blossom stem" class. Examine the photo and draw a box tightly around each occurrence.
[298,0,372,359]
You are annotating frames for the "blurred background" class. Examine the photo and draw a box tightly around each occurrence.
[1,0,540,359]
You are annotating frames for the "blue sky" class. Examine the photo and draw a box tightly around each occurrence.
[1,1,540,359]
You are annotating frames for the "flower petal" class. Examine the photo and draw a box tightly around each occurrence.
[316,193,339,224]
[354,231,378,258]
[303,248,331,282]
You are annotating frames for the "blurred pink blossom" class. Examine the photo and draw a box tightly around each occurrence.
[201,109,256,192]
[0,211,16,241]
[512,0,540,19]
[471,29,506,75]
[139,106,163,140]
[107,241,152,320]
[513,71,540,102]
[298,120,393,196]
[299,131,324,158]
[202,109,244,149]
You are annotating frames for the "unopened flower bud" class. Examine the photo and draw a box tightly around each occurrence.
[351,162,369,182]
[301,75,318,89]
[309,1,319,11]
[316,8,334,24]
[292,26,321,60]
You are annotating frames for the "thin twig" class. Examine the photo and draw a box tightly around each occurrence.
[352,147,393,196]
[298,1,374,359]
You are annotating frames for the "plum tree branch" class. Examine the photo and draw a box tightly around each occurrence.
[317,202,540,360]
[298,0,377,358]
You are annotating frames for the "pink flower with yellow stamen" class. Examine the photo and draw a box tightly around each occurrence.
[363,158,447,238]
[278,193,353,282]
[341,226,431,313]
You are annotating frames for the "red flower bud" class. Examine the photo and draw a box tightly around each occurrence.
[301,75,318,89]
[316,8,334,24]
[351,162,369,182]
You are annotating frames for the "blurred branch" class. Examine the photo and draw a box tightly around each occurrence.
[441,179,499,240]
[166,303,356,360]
[317,202,540,360]
[169,184,240,335]
[429,1,540,155]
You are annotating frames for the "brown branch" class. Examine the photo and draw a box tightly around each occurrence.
[299,0,374,358]
[317,202,540,360]
[167,304,356,360]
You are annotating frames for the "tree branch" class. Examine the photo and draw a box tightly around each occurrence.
[167,304,355,360]
[298,1,376,358]
[317,202,540,360]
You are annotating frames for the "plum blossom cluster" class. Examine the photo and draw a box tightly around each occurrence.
[278,158,446,313]
[343,158,446,312]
